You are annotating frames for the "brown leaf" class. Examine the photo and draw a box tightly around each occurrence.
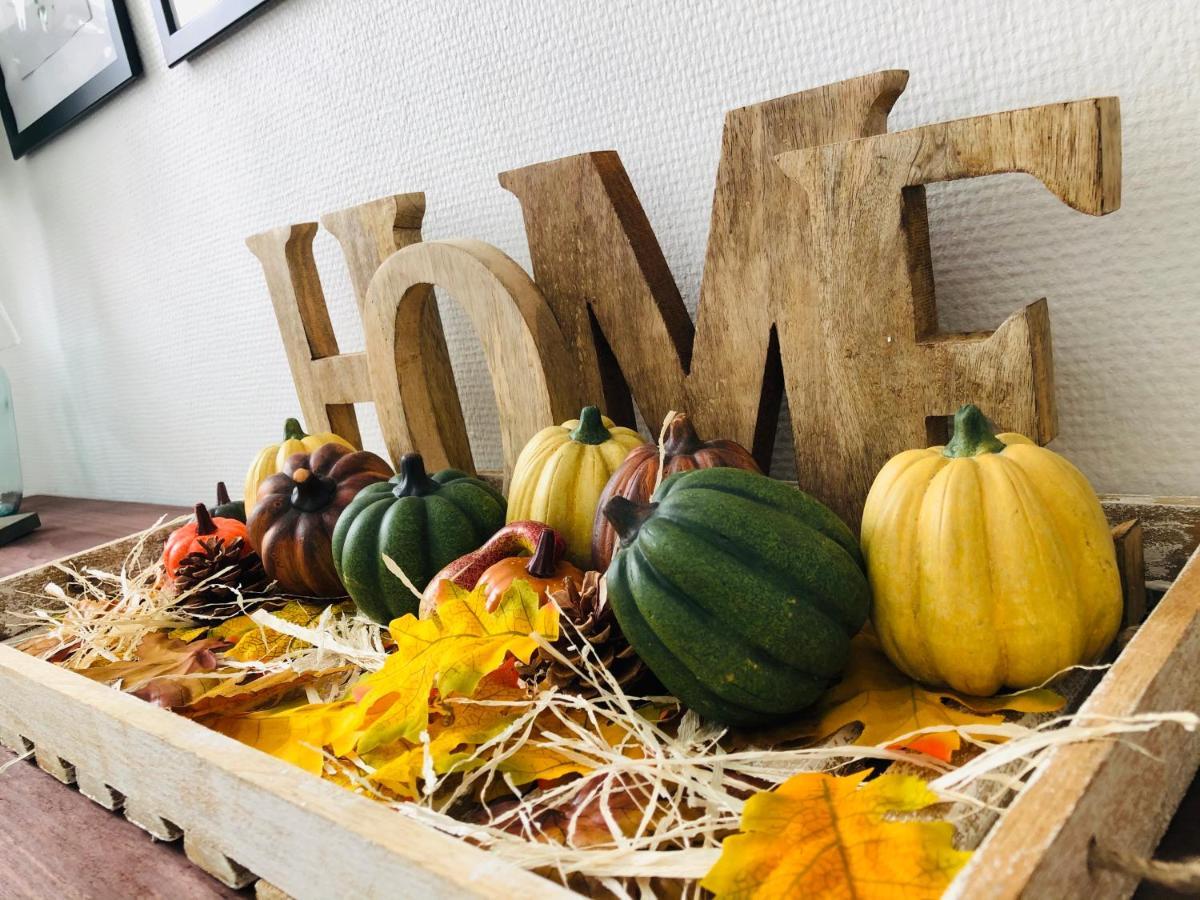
[181,666,355,718]
[78,632,226,693]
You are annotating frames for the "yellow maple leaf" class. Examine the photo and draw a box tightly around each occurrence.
[217,601,348,663]
[814,630,1064,761]
[355,581,558,753]
[203,699,362,775]
[702,771,971,899]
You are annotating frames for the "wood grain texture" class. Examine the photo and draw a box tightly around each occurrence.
[1112,519,1148,627]
[1101,495,1200,582]
[246,193,468,462]
[364,239,581,483]
[773,97,1119,525]
[500,69,909,468]
[0,747,242,900]
[947,546,1200,899]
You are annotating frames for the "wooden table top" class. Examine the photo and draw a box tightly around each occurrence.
[0,495,1193,898]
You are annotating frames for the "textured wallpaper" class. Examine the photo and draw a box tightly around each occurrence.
[0,0,1197,505]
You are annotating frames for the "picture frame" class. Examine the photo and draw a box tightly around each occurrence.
[150,0,278,67]
[0,0,141,160]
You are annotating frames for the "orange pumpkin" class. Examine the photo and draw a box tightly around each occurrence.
[163,504,251,579]
[476,529,583,611]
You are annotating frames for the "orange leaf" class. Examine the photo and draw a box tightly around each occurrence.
[702,771,970,899]
[814,631,1065,761]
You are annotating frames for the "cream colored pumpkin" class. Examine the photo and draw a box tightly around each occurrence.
[244,418,355,512]
[860,404,1121,697]
[506,406,642,567]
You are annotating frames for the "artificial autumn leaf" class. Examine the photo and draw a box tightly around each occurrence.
[168,625,209,643]
[813,631,1065,761]
[202,699,362,775]
[702,770,971,900]
[216,601,345,663]
[482,775,648,848]
[355,581,559,753]
[76,632,226,693]
[181,666,355,718]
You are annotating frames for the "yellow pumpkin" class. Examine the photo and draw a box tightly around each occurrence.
[244,418,355,509]
[507,406,642,567]
[860,404,1121,697]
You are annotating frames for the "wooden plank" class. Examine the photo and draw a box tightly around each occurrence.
[1112,519,1148,627]
[0,643,569,899]
[947,546,1200,899]
[0,748,242,900]
[1101,495,1200,582]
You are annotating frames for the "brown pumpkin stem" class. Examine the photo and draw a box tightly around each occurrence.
[215,481,231,505]
[290,467,337,512]
[662,413,703,456]
[393,453,438,498]
[526,529,558,579]
[283,417,306,441]
[603,496,657,547]
[194,503,217,536]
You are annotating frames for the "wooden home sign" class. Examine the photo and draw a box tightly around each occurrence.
[248,69,1120,527]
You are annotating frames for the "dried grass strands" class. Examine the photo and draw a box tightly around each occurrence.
[249,606,388,672]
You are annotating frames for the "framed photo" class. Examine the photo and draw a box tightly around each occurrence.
[0,0,140,159]
[151,0,278,67]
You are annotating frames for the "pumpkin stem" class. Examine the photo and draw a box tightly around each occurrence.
[569,406,612,445]
[662,413,703,456]
[194,503,217,535]
[290,467,337,511]
[603,496,657,547]
[215,481,231,505]
[943,405,1006,458]
[283,417,307,441]
[526,529,558,579]
[393,453,438,498]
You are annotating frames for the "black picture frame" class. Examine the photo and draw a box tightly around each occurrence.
[0,1,141,160]
[151,0,279,67]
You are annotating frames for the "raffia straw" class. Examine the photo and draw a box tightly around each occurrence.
[652,410,679,493]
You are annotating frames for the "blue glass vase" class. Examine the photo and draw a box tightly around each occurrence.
[0,367,21,516]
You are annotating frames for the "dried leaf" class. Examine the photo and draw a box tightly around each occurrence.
[355,581,559,753]
[814,631,1065,761]
[77,632,226,693]
[701,770,970,899]
[217,601,339,662]
[181,666,355,718]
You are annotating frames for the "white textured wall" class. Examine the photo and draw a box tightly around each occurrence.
[0,0,1197,507]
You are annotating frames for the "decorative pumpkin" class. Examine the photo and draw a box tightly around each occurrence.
[591,412,760,569]
[860,404,1122,697]
[420,521,568,616]
[475,529,584,611]
[507,406,642,567]
[244,418,355,513]
[208,481,246,523]
[163,503,252,579]
[603,467,870,727]
[247,443,392,597]
[331,453,507,624]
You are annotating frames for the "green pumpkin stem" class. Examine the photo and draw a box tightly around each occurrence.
[393,453,439,498]
[943,405,1006,458]
[662,413,703,456]
[526,529,558,579]
[283,417,307,441]
[603,496,657,548]
[569,406,612,445]
[194,503,217,536]
[215,481,231,506]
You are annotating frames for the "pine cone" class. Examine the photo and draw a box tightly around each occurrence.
[520,571,646,696]
[172,536,269,620]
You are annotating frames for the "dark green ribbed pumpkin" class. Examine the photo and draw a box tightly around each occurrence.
[332,453,506,624]
[602,468,870,727]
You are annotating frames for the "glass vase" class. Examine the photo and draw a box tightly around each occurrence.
[0,366,21,516]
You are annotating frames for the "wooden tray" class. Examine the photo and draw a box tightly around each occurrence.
[0,500,1196,899]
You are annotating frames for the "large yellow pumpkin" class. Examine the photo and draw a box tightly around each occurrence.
[860,404,1121,696]
[244,418,356,510]
[506,406,642,567]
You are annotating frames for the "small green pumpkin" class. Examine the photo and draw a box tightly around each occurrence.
[602,467,870,727]
[332,453,506,624]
